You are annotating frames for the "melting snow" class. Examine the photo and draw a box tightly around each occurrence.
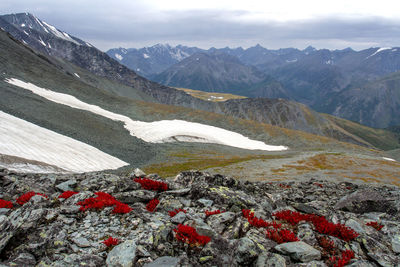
[382,157,396,162]
[41,20,80,45]
[38,38,46,47]
[115,53,123,61]
[0,110,128,173]
[143,53,150,59]
[366,47,392,59]
[5,78,288,152]
[23,30,29,36]
[286,59,298,63]
[21,23,26,27]
[74,73,80,78]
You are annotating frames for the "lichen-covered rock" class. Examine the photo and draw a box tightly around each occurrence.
[235,237,258,265]
[274,241,321,262]
[255,252,287,267]
[143,256,180,267]
[106,240,137,267]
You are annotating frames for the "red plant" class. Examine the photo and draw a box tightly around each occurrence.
[112,203,132,214]
[273,210,359,242]
[77,192,131,214]
[0,199,13,209]
[205,209,224,217]
[173,224,211,246]
[366,221,383,231]
[103,237,119,247]
[134,178,168,191]
[169,208,187,217]
[16,192,48,205]
[329,250,354,267]
[318,236,336,256]
[242,209,282,229]
[58,191,79,199]
[314,182,323,188]
[279,183,291,189]
[146,198,159,212]
[266,228,299,244]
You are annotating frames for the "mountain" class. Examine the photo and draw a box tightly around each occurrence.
[107,44,203,78]
[152,52,290,99]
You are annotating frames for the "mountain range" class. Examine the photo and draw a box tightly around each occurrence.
[0,12,399,177]
[106,43,400,128]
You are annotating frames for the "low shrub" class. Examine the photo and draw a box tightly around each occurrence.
[134,178,168,191]
[173,224,211,246]
[16,192,48,205]
[146,198,159,212]
[58,191,78,199]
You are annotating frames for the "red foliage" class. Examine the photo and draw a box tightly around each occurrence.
[366,221,383,231]
[273,210,359,242]
[134,178,168,191]
[266,228,299,244]
[329,250,354,267]
[205,209,224,217]
[318,236,336,256]
[0,199,13,209]
[173,224,211,246]
[58,191,79,199]
[279,183,291,189]
[77,192,131,214]
[314,182,323,188]
[146,198,159,212]
[103,237,119,247]
[16,192,48,205]
[169,208,187,217]
[242,209,282,229]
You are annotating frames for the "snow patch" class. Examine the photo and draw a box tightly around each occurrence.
[0,110,128,173]
[48,43,52,48]
[366,47,392,59]
[286,59,297,63]
[38,38,46,47]
[74,73,80,78]
[21,23,26,27]
[5,78,288,152]
[85,42,92,47]
[382,157,396,162]
[392,48,398,52]
[41,21,80,45]
[23,30,29,36]
[143,53,150,59]
[325,59,333,65]
[115,53,123,61]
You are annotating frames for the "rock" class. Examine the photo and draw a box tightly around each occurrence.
[131,168,146,178]
[160,188,191,196]
[235,237,258,265]
[114,190,156,203]
[197,198,213,207]
[206,212,236,234]
[72,237,91,248]
[367,253,400,267]
[255,252,287,267]
[293,203,321,215]
[170,211,186,224]
[143,256,180,267]
[298,261,327,266]
[335,190,397,215]
[6,252,36,266]
[56,179,77,192]
[392,235,400,253]
[274,241,321,262]
[345,219,365,234]
[50,254,104,267]
[297,223,317,245]
[348,260,376,267]
[106,240,137,267]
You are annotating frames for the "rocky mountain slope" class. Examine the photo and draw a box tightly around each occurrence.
[0,168,399,266]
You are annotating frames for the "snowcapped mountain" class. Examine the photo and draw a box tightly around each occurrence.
[107,44,203,78]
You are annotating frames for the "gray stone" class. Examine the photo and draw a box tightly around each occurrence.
[255,252,286,267]
[345,219,365,234]
[274,241,321,262]
[392,235,400,253]
[56,179,77,192]
[106,240,137,267]
[161,188,191,196]
[207,211,236,234]
[197,198,213,207]
[171,211,186,224]
[235,237,258,265]
[348,260,376,267]
[72,237,91,248]
[143,256,180,267]
[298,261,327,267]
[131,168,146,178]
[260,200,274,213]
[114,190,156,203]
[367,253,400,267]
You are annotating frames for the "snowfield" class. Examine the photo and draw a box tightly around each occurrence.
[0,110,128,173]
[5,78,288,152]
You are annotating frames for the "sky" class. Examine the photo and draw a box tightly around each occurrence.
[1,0,400,51]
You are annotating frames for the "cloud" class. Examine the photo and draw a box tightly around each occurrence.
[1,1,400,50]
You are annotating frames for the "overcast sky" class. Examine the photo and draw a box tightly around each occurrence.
[2,0,400,51]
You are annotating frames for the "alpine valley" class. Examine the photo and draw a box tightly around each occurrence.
[0,12,399,267]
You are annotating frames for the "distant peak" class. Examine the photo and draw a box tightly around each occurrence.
[303,45,316,52]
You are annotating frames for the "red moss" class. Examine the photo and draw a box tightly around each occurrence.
[273,210,359,242]
[77,192,131,214]
[0,199,13,209]
[103,237,119,247]
[266,228,299,244]
[134,178,168,191]
[205,209,224,217]
[366,221,383,231]
[329,250,354,267]
[169,208,187,217]
[173,224,211,246]
[16,192,48,205]
[146,198,159,212]
[58,191,79,199]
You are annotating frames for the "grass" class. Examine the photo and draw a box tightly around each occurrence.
[175,87,247,102]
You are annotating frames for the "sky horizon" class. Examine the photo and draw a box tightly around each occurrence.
[1,0,400,52]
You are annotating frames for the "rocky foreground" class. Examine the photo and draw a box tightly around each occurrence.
[0,168,399,266]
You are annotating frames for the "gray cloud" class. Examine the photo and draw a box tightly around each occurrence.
[1,1,400,51]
